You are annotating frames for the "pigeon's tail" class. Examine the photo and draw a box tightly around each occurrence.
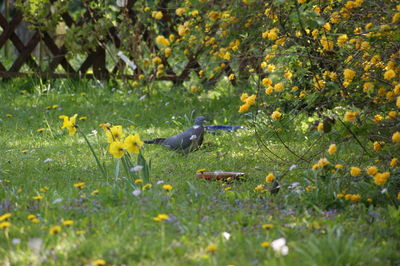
[144,138,166,144]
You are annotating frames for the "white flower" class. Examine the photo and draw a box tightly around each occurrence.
[130,165,144,172]
[139,95,146,101]
[222,232,231,240]
[289,164,297,171]
[52,198,63,204]
[43,158,53,163]
[381,188,388,194]
[156,180,165,185]
[271,237,289,256]
[12,238,21,245]
[132,189,141,197]
[91,130,98,135]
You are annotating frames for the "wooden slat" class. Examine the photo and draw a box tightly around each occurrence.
[42,32,75,73]
[0,11,22,48]
[9,32,41,72]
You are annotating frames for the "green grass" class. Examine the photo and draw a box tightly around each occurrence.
[0,78,399,265]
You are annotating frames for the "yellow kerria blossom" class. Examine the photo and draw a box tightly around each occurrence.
[390,158,398,167]
[261,241,270,248]
[337,34,348,47]
[351,194,361,202]
[265,173,275,183]
[152,11,163,20]
[343,68,356,81]
[92,259,106,266]
[373,141,383,152]
[397,192,400,200]
[155,35,170,46]
[317,122,324,132]
[384,69,396,80]
[350,167,361,176]
[271,111,282,120]
[265,86,274,95]
[328,144,337,155]
[109,141,125,158]
[262,78,272,87]
[59,114,78,136]
[240,93,249,102]
[344,111,357,122]
[205,243,218,253]
[373,172,390,186]
[124,134,144,154]
[397,96,400,108]
[245,95,257,105]
[0,213,11,222]
[106,125,124,143]
[274,83,284,92]
[49,225,62,235]
[366,166,378,175]
[239,103,251,113]
[228,74,235,80]
[392,131,400,142]
[254,184,266,192]
[163,184,173,191]
[153,214,169,222]
[0,222,11,229]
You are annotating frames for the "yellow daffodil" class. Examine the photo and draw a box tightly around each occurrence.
[124,134,144,154]
[106,125,124,143]
[109,141,125,158]
[59,114,78,136]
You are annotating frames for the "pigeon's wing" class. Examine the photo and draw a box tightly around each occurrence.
[161,125,204,153]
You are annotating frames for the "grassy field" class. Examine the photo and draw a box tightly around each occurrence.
[0,79,399,265]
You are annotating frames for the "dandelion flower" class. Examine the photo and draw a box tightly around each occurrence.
[163,184,173,191]
[153,214,169,222]
[0,213,11,222]
[261,241,270,248]
[49,225,62,235]
[0,222,11,229]
[262,224,274,229]
[63,220,74,226]
[74,182,85,189]
[205,243,218,253]
[92,259,106,266]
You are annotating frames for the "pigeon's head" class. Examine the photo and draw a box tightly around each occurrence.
[194,116,206,125]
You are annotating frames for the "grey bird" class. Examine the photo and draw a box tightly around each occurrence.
[144,116,206,154]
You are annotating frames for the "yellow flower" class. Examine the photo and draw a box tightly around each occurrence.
[240,93,249,102]
[265,86,274,95]
[134,179,143,184]
[350,194,361,202]
[335,164,343,169]
[271,111,282,120]
[366,166,378,176]
[152,11,163,20]
[265,173,275,183]
[175,7,187,16]
[262,224,273,229]
[373,141,383,152]
[238,103,250,113]
[49,225,62,235]
[63,220,74,226]
[261,241,270,248]
[350,167,361,176]
[328,144,337,155]
[155,35,170,46]
[163,184,173,191]
[317,122,324,132]
[390,158,398,167]
[79,116,87,121]
[0,213,11,222]
[0,222,11,229]
[106,125,124,143]
[153,214,169,222]
[124,134,144,154]
[73,182,85,190]
[37,128,45,132]
[343,69,356,81]
[245,95,257,105]
[228,74,235,80]
[397,96,400,108]
[397,192,400,200]
[262,78,272,87]
[344,111,357,122]
[27,214,36,221]
[392,131,400,142]
[5,113,12,117]
[373,172,390,186]
[59,114,78,136]
[344,194,352,201]
[142,184,152,190]
[254,184,266,192]
[92,259,106,266]
[205,243,218,253]
[33,195,43,200]
[274,83,284,92]
[297,0,306,3]
[384,69,396,80]
[109,141,125,158]
[196,168,206,173]
[337,34,348,47]
[284,70,293,79]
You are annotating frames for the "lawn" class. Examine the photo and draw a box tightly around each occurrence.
[0,78,399,265]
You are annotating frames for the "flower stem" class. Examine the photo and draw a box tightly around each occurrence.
[78,128,108,180]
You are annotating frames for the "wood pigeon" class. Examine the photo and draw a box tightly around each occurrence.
[144,116,206,154]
